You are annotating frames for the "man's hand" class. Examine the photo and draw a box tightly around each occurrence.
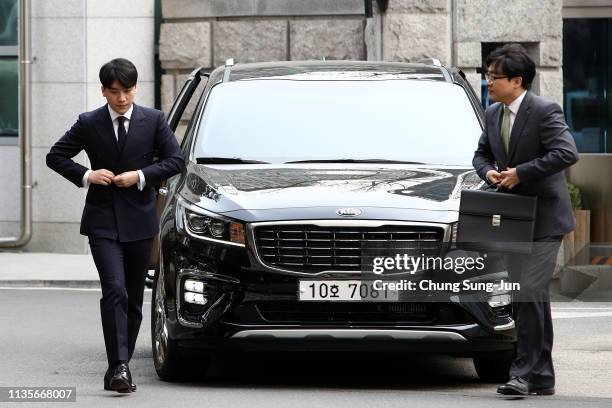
[88,169,115,186]
[499,167,521,190]
[486,169,503,185]
[113,171,140,188]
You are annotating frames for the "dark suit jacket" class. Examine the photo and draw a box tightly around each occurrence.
[46,103,184,242]
[472,91,579,239]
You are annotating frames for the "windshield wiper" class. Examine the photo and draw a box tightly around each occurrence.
[196,157,270,164]
[284,159,425,164]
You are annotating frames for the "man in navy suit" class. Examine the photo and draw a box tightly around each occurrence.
[46,58,184,393]
[473,44,579,396]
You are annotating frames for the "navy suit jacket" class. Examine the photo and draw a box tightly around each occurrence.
[472,91,580,239]
[46,103,184,242]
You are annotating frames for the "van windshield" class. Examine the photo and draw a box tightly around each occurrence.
[193,79,482,166]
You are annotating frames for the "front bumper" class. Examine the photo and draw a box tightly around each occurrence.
[160,221,516,354]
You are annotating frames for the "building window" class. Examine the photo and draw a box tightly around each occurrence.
[0,0,17,45]
[563,18,611,153]
[0,0,18,139]
[0,58,18,136]
[479,43,507,109]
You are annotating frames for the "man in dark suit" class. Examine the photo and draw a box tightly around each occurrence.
[46,58,184,393]
[472,44,579,396]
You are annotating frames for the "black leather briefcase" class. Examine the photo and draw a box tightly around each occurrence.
[457,189,537,254]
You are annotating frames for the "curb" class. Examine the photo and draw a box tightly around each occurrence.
[0,281,154,290]
[0,280,101,289]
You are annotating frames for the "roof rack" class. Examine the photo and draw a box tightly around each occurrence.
[416,58,442,67]
[222,58,234,82]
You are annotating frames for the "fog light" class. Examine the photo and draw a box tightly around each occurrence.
[488,294,511,308]
[185,279,204,293]
[486,281,512,308]
[450,222,458,244]
[184,292,207,305]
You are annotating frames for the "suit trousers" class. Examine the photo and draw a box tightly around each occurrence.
[89,236,153,367]
[506,235,562,387]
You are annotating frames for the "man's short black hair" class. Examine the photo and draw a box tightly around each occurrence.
[485,44,536,90]
[99,58,138,89]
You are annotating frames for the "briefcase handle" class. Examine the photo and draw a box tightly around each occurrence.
[486,181,512,193]
[485,181,500,192]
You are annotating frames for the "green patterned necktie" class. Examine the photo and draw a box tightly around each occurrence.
[502,106,511,154]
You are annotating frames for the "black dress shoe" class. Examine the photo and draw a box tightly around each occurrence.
[497,376,529,395]
[104,364,137,392]
[497,377,555,396]
[109,363,132,393]
[125,363,137,392]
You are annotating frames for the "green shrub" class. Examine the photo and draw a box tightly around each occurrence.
[567,183,583,210]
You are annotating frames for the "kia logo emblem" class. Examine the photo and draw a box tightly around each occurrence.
[336,208,362,217]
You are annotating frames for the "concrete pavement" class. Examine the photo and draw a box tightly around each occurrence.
[0,252,100,288]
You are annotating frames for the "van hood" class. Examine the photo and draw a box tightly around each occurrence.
[178,163,484,222]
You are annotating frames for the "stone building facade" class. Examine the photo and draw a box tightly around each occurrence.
[158,0,564,112]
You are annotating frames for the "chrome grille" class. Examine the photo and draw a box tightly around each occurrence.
[253,224,445,273]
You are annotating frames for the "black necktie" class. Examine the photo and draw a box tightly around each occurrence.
[117,116,127,152]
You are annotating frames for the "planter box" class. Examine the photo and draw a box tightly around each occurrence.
[563,209,591,265]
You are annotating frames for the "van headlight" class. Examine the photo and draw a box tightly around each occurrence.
[487,281,512,308]
[176,198,245,246]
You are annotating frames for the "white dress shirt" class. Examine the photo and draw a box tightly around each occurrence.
[82,105,146,190]
[505,90,527,136]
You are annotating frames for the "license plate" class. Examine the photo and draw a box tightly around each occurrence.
[298,280,399,302]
